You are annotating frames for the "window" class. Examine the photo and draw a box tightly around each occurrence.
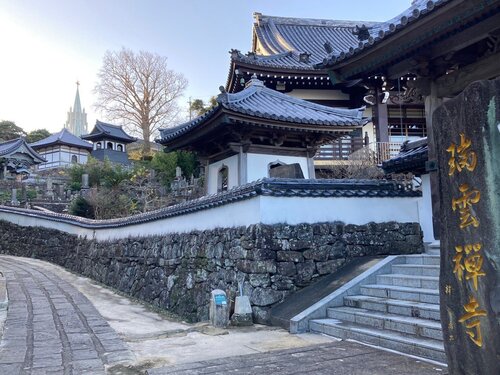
[117,144,123,152]
[217,165,229,193]
[96,142,102,149]
[107,142,114,150]
[71,155,78,164]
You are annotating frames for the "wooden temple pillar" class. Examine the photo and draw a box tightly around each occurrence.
[423,81,443,241]
[374,87,389,143]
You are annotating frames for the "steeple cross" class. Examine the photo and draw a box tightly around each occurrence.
[76,80,80,87]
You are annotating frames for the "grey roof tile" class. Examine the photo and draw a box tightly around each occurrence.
[30,128,93,150]
[82,120,136,142]
[317,0,453,68]
[0,138,46,163]
[159,77,366,143]
[382,137,428,174]
[253,13,381,66]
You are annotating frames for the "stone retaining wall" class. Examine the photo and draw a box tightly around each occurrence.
[0,220,423,323]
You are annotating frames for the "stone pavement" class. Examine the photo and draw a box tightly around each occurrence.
[147,341,448,375]
[0,256,134,374]
[0,256,449,375]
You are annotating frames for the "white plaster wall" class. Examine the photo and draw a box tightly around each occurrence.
[246,153,310,181]
[260,196,420,225]
[207,155,239,195]
[418,174,435,242]
[287,89,350,101]
[0,195,422,242]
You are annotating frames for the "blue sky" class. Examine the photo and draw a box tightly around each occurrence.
[0,0,411,133]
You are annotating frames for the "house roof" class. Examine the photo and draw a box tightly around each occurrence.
[382,137,428,175]
[230,50,316,71]
[81,120,136,143]
[0,138,46,163]
[159,76,366,144]
[252,13,381,66]
[30,128,93,150]
[316,0,452,68]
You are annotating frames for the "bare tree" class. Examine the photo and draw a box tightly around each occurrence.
[94,48,188,154]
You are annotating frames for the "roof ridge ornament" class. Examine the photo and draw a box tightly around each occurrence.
[324,41,333,54]
[299,52,311,63]
[245,74,265,89]
[353,24,371,41]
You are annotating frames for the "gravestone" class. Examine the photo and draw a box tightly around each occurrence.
[269,163,304,179]
[82,174,89,189]
[11,188,18,206]
[433,79,500,375]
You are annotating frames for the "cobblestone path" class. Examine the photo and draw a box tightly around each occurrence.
[0,256,134,375]
[148,341,448,375]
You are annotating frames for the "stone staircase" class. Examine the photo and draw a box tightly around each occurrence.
[309,253,445,362]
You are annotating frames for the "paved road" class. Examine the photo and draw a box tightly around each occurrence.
[147,341,448,375]
[0,256,134,375]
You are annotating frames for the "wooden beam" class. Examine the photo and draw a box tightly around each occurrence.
[429,12,500,59]
[436,51,500,97]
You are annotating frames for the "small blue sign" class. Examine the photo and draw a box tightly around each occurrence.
[214,294,227,305]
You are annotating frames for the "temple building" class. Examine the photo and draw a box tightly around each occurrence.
[29,128,93,170]
[82,120,136,165]
[65,82,88,137]
[157,75,365,194]
[226,13,427,166]
[0,138,45,179]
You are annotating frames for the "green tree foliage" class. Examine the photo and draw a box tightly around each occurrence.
[26,129,51,143]
[150,151,178,185]
[0,120,27,141]
[150,151,198,185]
[69,196,94,218]
[189,96,218,117]
[67,158,132,188]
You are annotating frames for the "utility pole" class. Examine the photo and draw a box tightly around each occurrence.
[188,97,192,121]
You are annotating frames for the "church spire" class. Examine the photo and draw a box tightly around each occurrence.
[73,81,82,114]
[65,81,88,136]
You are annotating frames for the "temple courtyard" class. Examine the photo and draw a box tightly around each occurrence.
[0,255,447,374]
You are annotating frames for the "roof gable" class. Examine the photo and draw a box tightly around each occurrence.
[0,138,46,163]
[159,76,365,145]
[252,13,380,65]
[82,120,136,143]
[30,128,93,150]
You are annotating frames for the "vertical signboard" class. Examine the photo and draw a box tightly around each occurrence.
[434,79,500,375]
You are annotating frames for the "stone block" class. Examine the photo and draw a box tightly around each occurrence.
[250,287,283,306]
[236,260,276,274]
[277,262,296,277]
[276,251,303,263]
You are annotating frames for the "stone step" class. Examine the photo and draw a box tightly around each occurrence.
[392,264,440,277]
[344,295,441,321]
[360,284,440,304]
[404,255,440,266]
[377,274,439,290]
[327,306,443,340]
[309,319,446,363]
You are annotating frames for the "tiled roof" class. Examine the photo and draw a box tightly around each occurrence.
[316,0,452,68]
[30,128,93,150]
[230,50,315,71]
[253,13,381,66]
[0,178,420,229]
[0,138,46,163]
[159,76,365,143]
[82,120,136,142]
[382,137,428,175]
